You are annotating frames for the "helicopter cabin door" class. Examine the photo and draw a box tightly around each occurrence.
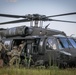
[26,39,39,55]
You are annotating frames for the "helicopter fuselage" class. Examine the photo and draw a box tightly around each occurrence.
[2,33,76,68]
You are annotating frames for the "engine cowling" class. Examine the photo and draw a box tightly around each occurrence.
[1,26,32,37]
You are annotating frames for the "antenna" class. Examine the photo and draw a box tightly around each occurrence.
[45,23,50,29]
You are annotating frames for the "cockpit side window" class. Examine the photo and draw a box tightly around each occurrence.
[46,38,57,50]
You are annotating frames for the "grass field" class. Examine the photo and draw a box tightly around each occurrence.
[0,67,76,75]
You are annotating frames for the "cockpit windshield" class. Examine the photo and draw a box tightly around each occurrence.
[46,37,76,50]
[57,38,73,49]
[68,38,76,48]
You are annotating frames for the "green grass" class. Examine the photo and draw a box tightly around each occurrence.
[0,67,76,75]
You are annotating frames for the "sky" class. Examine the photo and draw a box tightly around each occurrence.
[0,0,76,36]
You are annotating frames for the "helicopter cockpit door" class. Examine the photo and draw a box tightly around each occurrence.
[44,37,58,66]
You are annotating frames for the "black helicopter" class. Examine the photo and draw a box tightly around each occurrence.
[0,12,76,68]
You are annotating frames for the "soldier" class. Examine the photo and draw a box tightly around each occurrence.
[0,39,8,67]
[7,46,20,67]
[0,40,7,53]
[0,40,3,67]
[19,41,25,51]
[19,41,27,66]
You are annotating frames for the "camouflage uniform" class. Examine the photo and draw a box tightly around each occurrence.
[0,42,7,52]
[19,41,26,65]
[0,41,8,66]
[0,41,8,58]
[19,41,25,52]
[7,46,20,67]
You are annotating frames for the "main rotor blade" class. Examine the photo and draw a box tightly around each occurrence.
[50,19,76,23]
[47,12,76,17]
[0,19,31,25]
[0,14,26,18]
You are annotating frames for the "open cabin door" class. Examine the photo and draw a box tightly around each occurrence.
[26,38,40,55]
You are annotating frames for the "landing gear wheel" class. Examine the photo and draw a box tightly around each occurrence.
[58,62,67,69]
[44,62,49,69]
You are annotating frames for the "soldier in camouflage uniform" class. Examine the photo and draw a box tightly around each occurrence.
[19,41,27,66]
[0,40,7,53]
[7,46,20,67]
[19,41,25,52]
[0,39,8,66]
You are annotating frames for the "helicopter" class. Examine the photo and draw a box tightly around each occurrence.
[0,12,76,68]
